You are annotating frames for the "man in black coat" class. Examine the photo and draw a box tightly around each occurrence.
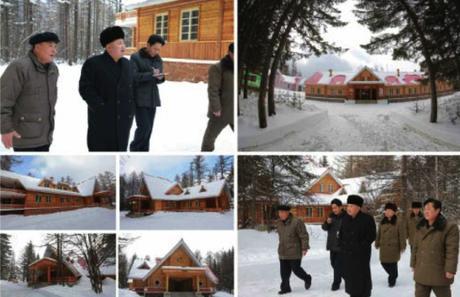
[321,198,346,291]
[339,194,376,297]
[79,26,134,151]
[129,34,165,151]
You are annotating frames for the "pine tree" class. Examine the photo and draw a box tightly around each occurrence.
[0,234,13,280]
[19,241,37,282]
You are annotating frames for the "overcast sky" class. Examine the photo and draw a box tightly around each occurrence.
[293,0,420,77]
[10,155,115,182]
[122,231,235,259]
[120,155,233,180]
[6,232,50,258]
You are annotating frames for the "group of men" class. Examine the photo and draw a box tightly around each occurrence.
[1,27,234,152]
[276,195,459,297]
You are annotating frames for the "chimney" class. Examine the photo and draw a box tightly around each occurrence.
[397,68,400,77]
[155,257,162,264]
[145,255,150,261]
[199,185,207,192]
[329,69,333,77]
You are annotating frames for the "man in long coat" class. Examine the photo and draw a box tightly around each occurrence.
[321,198,346,291]
[201,43,234,151]
[411,198,459,297]
[276,204,312,295]
[339,194,376,297]
[1,32,60,151]
[406,201,424,248]
[79,26,134,151]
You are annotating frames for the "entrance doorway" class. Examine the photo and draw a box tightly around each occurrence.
[355,88,377,100]
[169,278,193,291]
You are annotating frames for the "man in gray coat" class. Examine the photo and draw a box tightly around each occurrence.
[201,43,234,151]
[276,204,312,295]
[129,34,165,151]
[1,32,60,151]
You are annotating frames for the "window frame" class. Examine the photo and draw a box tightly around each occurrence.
[179,7,200,41]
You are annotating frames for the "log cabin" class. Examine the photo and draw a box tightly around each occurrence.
[28,245,81,286]
[127,173,231,216]
[238,166,400,227]
[115,0,234,82]
[304,66,454,103]
[128,239,218,296]
[0,169,112,216]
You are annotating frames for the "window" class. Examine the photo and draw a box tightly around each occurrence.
[317,88,321,95]
[46,196,51,203]
[35,195,41,203]
[155,13,168,41]
[60,197,65,203]
[338,89,342,95]
[306,207,313,217]
[66,198,71,203]
[195,200,200,207]
[180,8,199,41]
[310,87,314,94]
[155,280,160,287]
[317,207,324,217]
[328,184,334,193]
[319,184,324,193]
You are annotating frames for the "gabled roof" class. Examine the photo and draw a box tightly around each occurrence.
[305,167,343,193]
[141,173,227,201]
[127,257,155,279]
[0,169,96,197]
[348,66,383,83]
[137,239,218,284]
[30,245,81,278]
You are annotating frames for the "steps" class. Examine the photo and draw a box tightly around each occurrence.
[169,292,197,297]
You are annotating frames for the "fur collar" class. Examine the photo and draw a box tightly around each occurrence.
[410,211,423,218]
[416,213,447,231]
[381,215,397,225]
[139,47,161,61]
[220,54,233,72]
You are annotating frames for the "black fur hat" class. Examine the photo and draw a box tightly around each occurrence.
[29,32,60,45]
[100,26,125,47]
[347,194,364,207]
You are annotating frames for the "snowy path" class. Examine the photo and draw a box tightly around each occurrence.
[238,225,460,297]
[0,207,115,230]
[120,209,234,230]
[239,92,460,151]
[0,64,234,153]
[1,282,62,297]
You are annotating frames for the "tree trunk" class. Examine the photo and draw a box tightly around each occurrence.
[85,0,92,58]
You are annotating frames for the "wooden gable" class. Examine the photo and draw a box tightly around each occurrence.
[165,184,183,195]
[162,246,196,267]
[350,67,381,82]
[308,173,342,194]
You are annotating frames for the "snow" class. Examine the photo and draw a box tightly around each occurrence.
[238,225,460,297]
[0,276,115,297]
[128,257,155,279]
[0,207,115,230]
[239,90,460,151]
[214,292,234,297]
[119,289,141,297]
[0,169,95,197]
[120,209,234,230]
[0,63,234,153]
[142,174,227,201]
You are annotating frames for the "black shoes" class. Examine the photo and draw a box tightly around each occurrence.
[278,289,291,295]
[331,282,340,291]
[305,274,312,290]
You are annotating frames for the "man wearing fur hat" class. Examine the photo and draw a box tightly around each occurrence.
[129,34,165,151]
[79,26,135,151]
[375,202,406,287]
[339,194,376,297]
[276,204,312,295]
[406,201,423,248]
[1,32,60,151]
[201,43,234,151]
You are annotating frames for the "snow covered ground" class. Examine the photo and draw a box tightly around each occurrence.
[0,63,234,153]
[119,288,233,297]
[0,207,115,230]
[120,209,234,230]
[239,90,460,151]
[0,277,115,297]
[238,225,460,297]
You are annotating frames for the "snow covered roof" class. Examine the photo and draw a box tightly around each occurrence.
[304,167,343,193]
[31,246,81,278]
[305,66,424,86]
[98,257,116,276]
[0,169,96,197]
[141,174,227,201]
[137,239,217,283]
[127,257,155,279]
[124,0,177,10]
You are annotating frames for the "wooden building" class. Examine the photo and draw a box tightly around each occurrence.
[0,169,112,215]
[127,174,231,216]
[115,0,234,82]
[128,239,218,296]
[28,245,81,286]
[238,166,399,227]
[304,66,453,103]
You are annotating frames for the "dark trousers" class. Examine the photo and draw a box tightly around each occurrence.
[201,116,233,151]
[280,259,309,291]
[14,144,50,152]
[330,251,343,285]
[381,262,398,285]
[415,282,451,297]
[130,107,156,152]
